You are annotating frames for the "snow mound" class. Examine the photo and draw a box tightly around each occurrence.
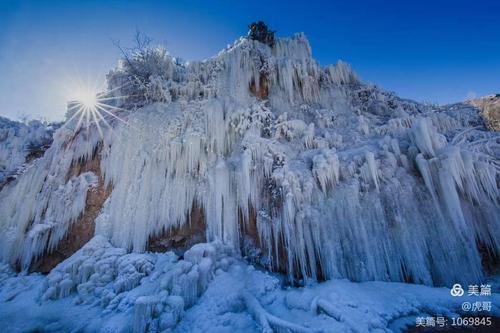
[0,239,498,332]
[36,236,235,332]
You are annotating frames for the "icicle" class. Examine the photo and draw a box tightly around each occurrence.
[365,151,379,191]
[205,99,226,155]
[415,154,439,204]
[133,296,160,333]
[410,117,447,157]
[358,115,369,135]
[312,150,339,193]
[326,60,360,86]
[0,127,100,269]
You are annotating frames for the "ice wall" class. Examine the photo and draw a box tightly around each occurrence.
[0,128,100,269]
[1,33,498,287]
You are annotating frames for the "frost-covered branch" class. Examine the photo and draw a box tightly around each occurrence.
[311,297,345,322]
[242,291,315,333]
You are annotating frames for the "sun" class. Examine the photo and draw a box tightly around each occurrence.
[75,89,98,110]
[64,80,130,137]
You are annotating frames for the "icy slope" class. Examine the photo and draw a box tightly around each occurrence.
[0,33,499,288]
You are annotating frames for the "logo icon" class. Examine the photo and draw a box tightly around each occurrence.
[450,283,464,297]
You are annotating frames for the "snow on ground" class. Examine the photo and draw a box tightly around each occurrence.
[0,237,498,333]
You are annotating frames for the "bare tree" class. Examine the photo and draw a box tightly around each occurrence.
[112,30,155,77]
[109,31,173,107]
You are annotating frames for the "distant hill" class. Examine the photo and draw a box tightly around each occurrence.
[467,94,500,131]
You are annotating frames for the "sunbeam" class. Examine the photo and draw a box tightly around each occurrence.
[64,80,129,137]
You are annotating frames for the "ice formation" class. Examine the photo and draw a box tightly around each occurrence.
[0,238,498,332]
[0,117,56,184]
[0,32,499,292]
[0,128,100,268]
[38,236,235,332]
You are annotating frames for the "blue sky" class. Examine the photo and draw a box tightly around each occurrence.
[0,0,499,121]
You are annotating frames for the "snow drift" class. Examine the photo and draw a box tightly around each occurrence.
[2,237,498,332]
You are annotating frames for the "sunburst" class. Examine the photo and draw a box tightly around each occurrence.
[64,80,130,138]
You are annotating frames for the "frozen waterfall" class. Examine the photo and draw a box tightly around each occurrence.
[0,33,498,287]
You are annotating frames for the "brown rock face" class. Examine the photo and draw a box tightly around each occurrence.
[147,205,206,256]
[30,150,112,273]
[249,74,269,99]
[468,94,500,131]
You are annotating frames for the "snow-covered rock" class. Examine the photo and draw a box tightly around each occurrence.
[0,117,57,184]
